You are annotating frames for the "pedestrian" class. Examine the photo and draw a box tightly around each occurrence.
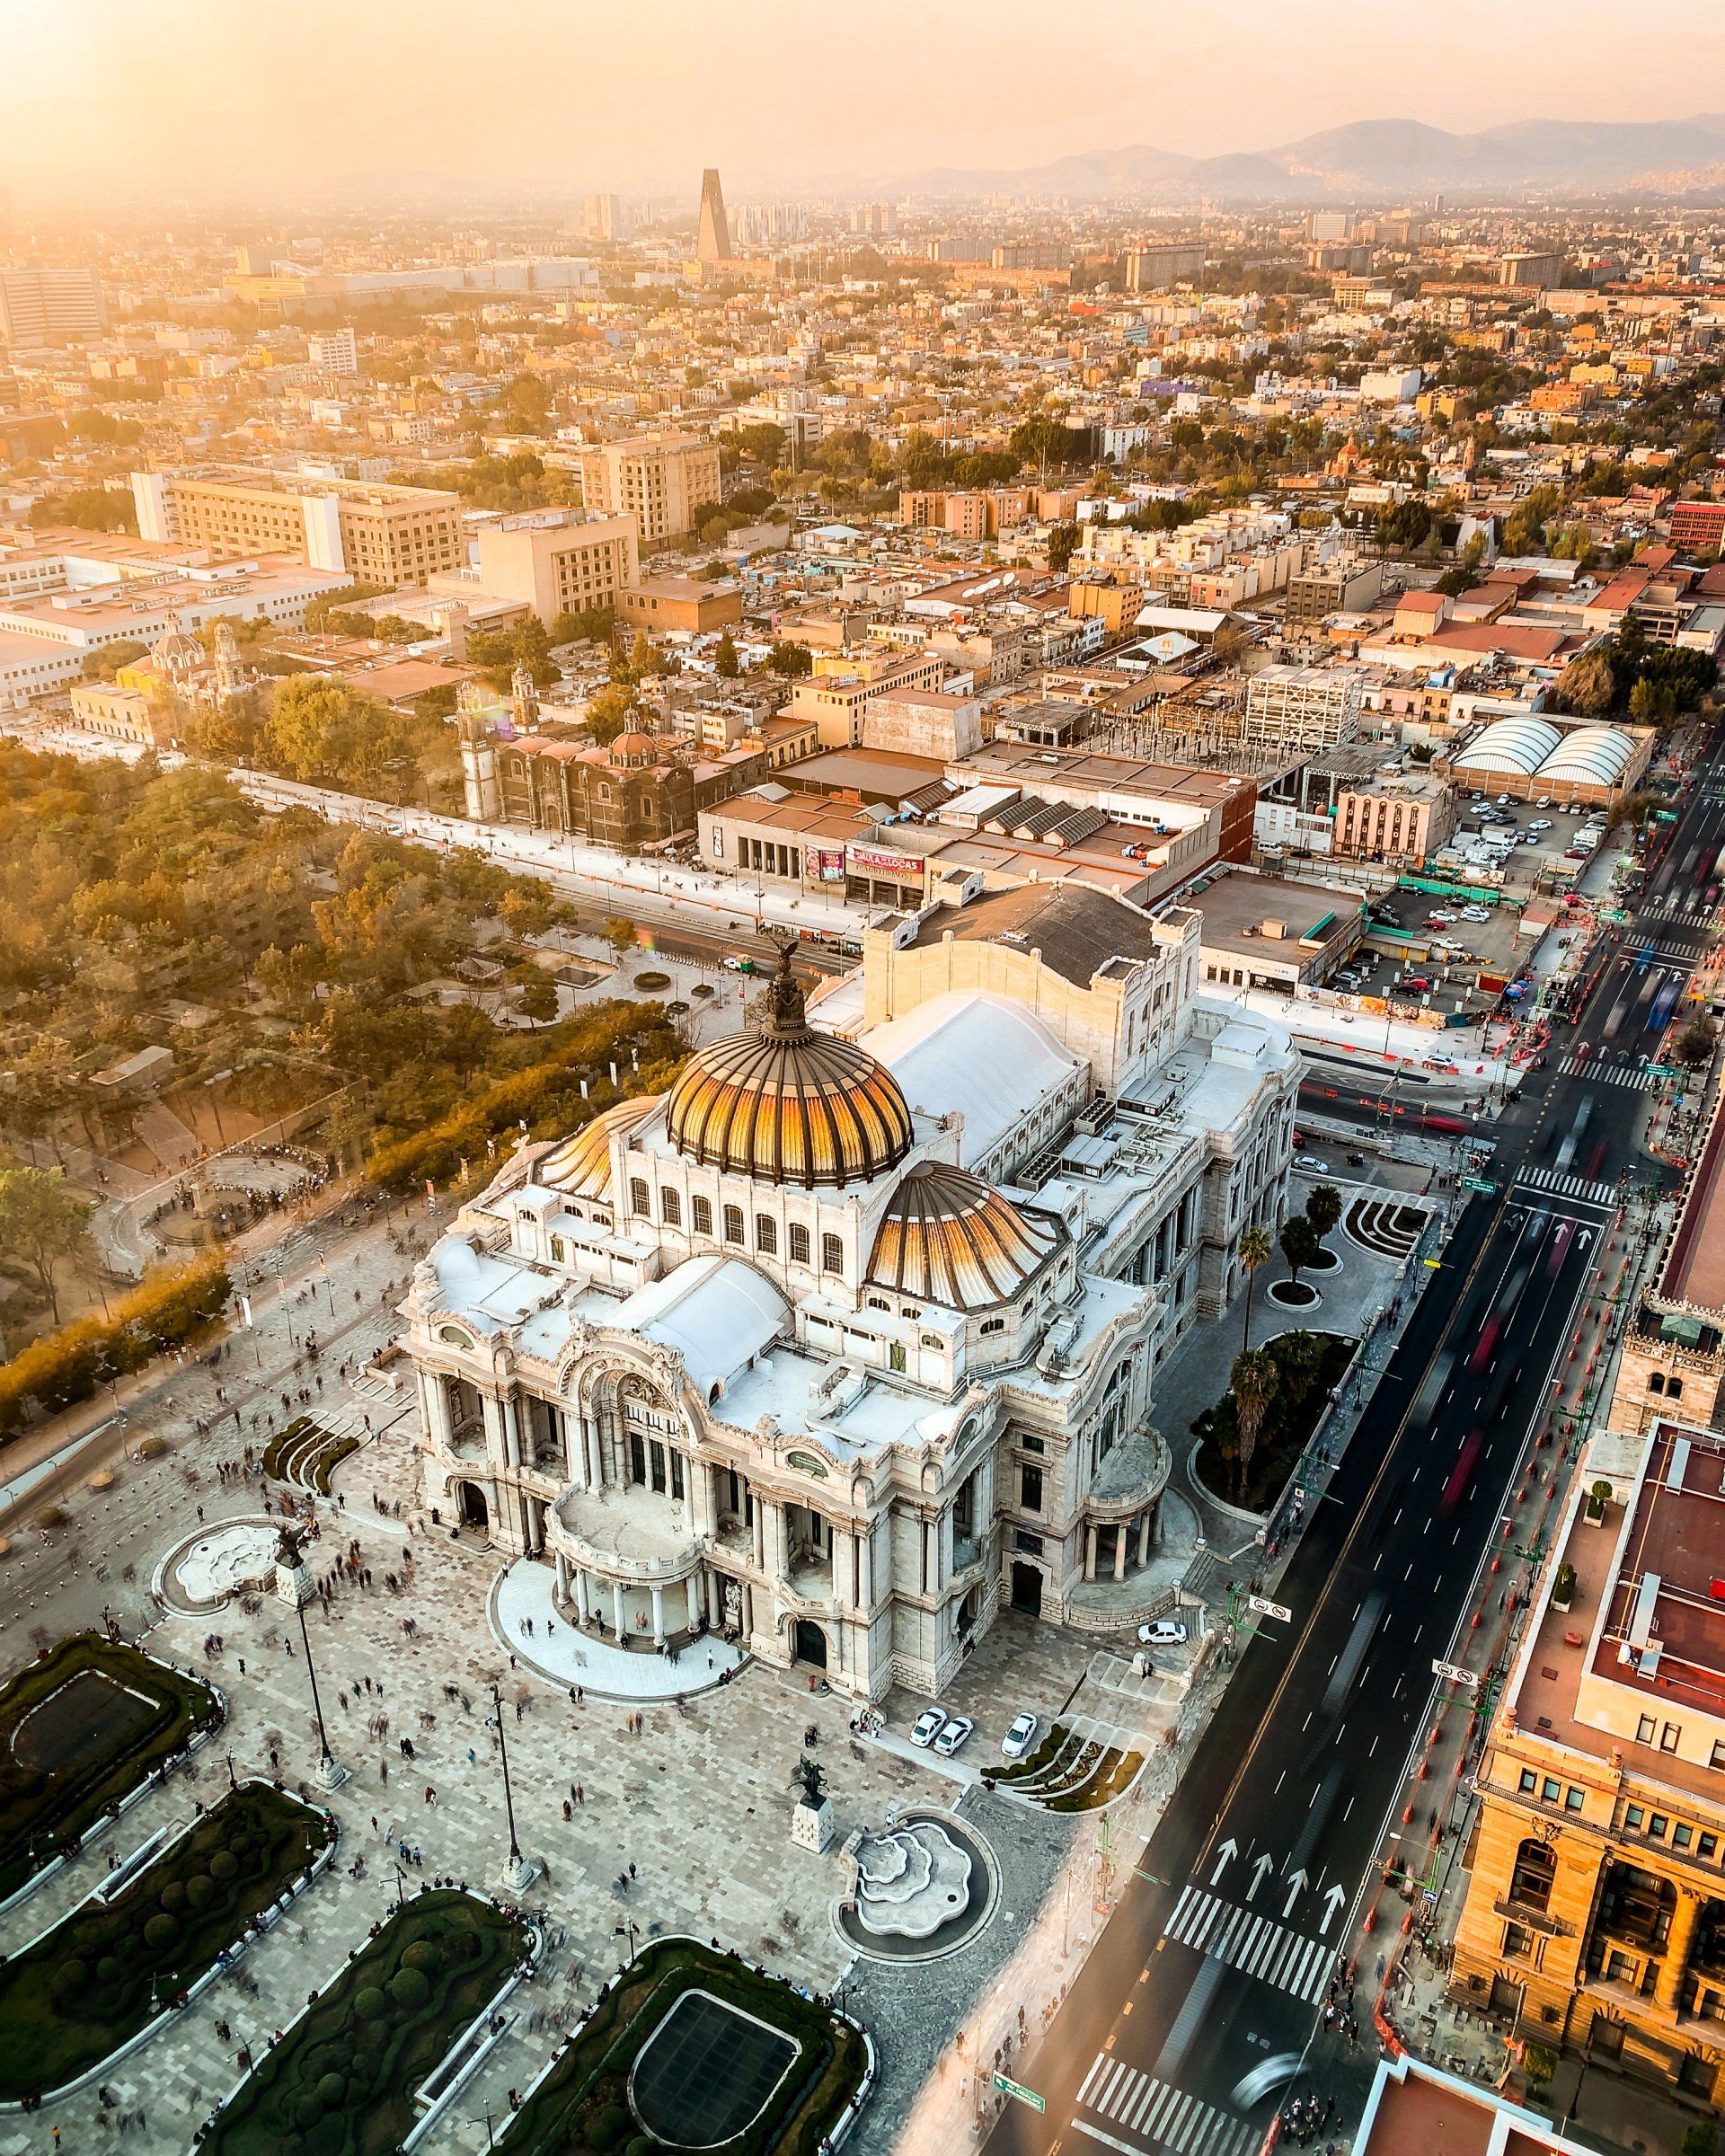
[628,1860,636,1880]
[577,1783,584,1805]
[425,1785,437,1807]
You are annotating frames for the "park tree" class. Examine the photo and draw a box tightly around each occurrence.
[1047,522,1081,573]
[1237,1224,1272,1355]
[1555,649,1616,717]
[1278,1212,1322,1292]
[713,632,740,679]
[1676,1017,1719,1069]
[1229,1348,1279,1506]
[767,641,812,679]
[262,676,418,796]
[0,1166,93,1323]
[516,973,559,1027]
[1305,1183,1342,1249]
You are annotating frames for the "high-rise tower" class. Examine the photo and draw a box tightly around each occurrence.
[695,168,730,264]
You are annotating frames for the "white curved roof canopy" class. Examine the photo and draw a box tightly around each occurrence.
[1538,724,1636,786]
[1462,716,1562,776]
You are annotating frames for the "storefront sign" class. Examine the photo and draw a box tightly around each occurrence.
[847,844,923,880]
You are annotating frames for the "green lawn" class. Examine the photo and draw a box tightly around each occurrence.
[0,1780,332,2100]
[498,1939,867,2156]
[0,1633,222,1900]
[199,1888,529,2156]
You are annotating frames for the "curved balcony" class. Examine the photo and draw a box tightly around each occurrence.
[551,1484,701,1585]
[1086,1423,1170,1522]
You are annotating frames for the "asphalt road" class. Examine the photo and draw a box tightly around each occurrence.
[984,738,1721,2156]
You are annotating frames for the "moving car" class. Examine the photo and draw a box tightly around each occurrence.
[1001,1711,1039,1761]
[910,1708,948,1747]
[933,1715,974,1758]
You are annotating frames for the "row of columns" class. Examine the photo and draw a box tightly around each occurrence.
[1082,1507,1157,1583]
[551,1551,733,1648]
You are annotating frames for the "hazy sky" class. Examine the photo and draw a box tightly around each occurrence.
[4,0,1723,204]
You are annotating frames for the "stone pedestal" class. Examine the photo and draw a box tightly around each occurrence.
[792,1797,835,1854]
[315,1750,350,1792]
[274,1557,314,1607]
[497,1851,539,1896]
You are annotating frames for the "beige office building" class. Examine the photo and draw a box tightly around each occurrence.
[577,435,722,547]
[131,469,465,588]
[469,510,640,624]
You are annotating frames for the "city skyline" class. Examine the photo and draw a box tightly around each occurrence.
[4,0,1725,206]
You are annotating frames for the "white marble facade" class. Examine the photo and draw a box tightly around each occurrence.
[400,888,1298,1700]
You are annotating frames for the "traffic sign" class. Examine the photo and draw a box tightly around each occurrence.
[992,2074,1046,2114]
[1249,1594,1293,1622]
[1433,1658,1480,1688]
[1462,1177,1499,1196]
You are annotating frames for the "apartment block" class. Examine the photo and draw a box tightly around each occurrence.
[1452,1419,1725,2107]
[469,510,640,624]
[577,433,721,546]
[0,267,108,347]
[132,468,464,588]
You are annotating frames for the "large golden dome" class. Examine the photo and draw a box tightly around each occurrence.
[539,1094,661,1201]
[665,949,914,1189]
[867,1162,1057,1309]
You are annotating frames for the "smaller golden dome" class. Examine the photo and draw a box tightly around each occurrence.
[539,1094,661,1202]
[867,1163,1058,1311]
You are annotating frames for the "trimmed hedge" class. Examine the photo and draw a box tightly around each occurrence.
[497,1940,866,2156]
[0,1251,232,1440]
[0,1781,331,2099]
[365,1003,687,1195]
[200,1889,528,2156]
[0,1634,222,1901]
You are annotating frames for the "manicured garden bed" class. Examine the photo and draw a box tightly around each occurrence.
[0,1780,331,2101]
[0,1633,222,1900]
[199,1887,529,2156]
[1192,1330,1357,1514]
[498,1939,867,2156]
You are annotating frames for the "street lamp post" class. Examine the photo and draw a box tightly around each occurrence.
[491,1683,535,1894]
[615,1918,641,1970]
[292,1582,348,1789]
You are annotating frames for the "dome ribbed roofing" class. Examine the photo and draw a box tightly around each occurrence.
[866,1162,1058,1310]
[665,948,914,1189]
[1463,716,1562,776]
[539,1094,661,1201]
[1539,723,1636,785]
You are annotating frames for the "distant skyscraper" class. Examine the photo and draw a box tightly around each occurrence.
[695,168,730,264]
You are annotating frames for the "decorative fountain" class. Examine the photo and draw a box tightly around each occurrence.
[836,1809,996,1961]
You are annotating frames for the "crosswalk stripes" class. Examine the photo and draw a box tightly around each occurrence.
[1074,2054,1257,2156]
[1515,1165,1618,1207]
[1160,1884,1331,2003]
[1556,1055,1664,1092]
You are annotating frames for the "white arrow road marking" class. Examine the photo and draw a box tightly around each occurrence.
[1209,1838,1239,1886]
[1282,1868,1308,1920]
[1247,1851,1274,1902]
[1320,1883,1347,1935]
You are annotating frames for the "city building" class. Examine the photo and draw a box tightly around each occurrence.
[0,266,107,346]
[577,434,723,547]
[460,509,640,624]
[400,897,1296,1694]
[1125,244,1206,291]
[1668,500,1725,555]
[460,710,700,849]
[1243,665,1366,753]
[695,168,731,265]
[1610,1074,1725,1436]
[1437,715,1655,810]
[131,467,464,587]
[306,327,358,376]
[1183,865,1366,994]
[1451,1416,1725,2109]
[616,575,742,636]
[1354,2054,1600,2156]
[1501,251,1567,287]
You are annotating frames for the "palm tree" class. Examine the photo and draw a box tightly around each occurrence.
[1279,1214,1322,1293]
[1230,1348,1278,1508]
[1238,1224,1272,1354]
[1305,1184,1342,1251]
[1278,1330,1326,1411]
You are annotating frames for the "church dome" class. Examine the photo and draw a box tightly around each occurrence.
[665,948,914,1189]
[539,1094,661,1202]
[867,1162,1058,1310]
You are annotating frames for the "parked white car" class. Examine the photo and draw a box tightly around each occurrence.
[1001,1711,1039,1761]
[910,1708,948,1748]
[933,1715,975,1758]
[1138,1619,1190,1646]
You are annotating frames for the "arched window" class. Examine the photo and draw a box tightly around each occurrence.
[1649,1373,1667,1395]
[1509,1839,1556,1915]
[980,1317,1005,1337]
[1670,1377,1685,1400]
[692,1194,712,1237]
[723,1204,744,1245]
[789,1223,810,1266]
[822,1232,844,1275]
[660,1188,682,1227]
[756,1214,777,1256]
[630,1177,650,1218]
